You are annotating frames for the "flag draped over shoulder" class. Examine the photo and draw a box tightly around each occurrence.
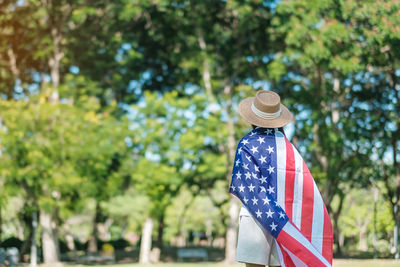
[229,128,333,267]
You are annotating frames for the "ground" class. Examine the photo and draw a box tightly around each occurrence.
[64,259,400,267]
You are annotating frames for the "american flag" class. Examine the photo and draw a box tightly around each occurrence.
[229,128,333,267]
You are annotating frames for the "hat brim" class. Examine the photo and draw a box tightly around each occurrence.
[238,97,294,128]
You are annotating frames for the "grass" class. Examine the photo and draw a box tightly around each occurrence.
[333,259,400,267]
[63,259,400,267]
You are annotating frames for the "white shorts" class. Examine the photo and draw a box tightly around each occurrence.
[236,214,280,266]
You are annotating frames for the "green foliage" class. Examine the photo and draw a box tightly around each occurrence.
[102,190,150,236]
[130,90,229,220]
[0,99,83,210]
[338,187,394,253]
[164,187,226,243]
[0,94,130,218]
[1,0,400,258]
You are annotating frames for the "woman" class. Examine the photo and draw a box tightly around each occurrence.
[229,90,333,267]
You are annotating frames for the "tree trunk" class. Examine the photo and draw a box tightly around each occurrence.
[394,194,399,259]
[373,188,378,259]
[66,233,75,250]
[156,213,164,250]
[88,201,101,253]
[30,210,38,267]
[392,134,400,259]
[225,197,239,263]
[333,193,345,256]
[6,46,19,99]
[176,193,195,247]
[177,225,186,247]
[358,223,369,251]
[198,29,239,260]
[176,218,186,247]
[197,28,217,110]
[339,232,344,250]
[224,82,239,262]
[98,218,113,241]
[64,222,76,257]
[206,217,213,246]
[40,210,59,264]
[139,217,154,264]
[19,211,33,263]
[0,203,2,246]
[53,214,61,262]
[64,222,76,252]
[48,20,64,104]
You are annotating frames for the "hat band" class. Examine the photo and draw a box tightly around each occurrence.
[251,103,281,120]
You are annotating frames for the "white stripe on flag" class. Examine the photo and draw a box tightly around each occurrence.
[275,133,286,210]
[283,223,331,267]
[292,147,303,229]
[311,180,325,253]
[281,244,308,267]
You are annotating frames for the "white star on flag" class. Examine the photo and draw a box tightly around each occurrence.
[243,197,249,204]
[248,184,255,192]
[249,131,256,136]
[260,186,266,192]
[257,136,265,144]
[243,163,249,170]
[268,165,275,174]
[267,186,275,194]
[236,172,242,179]
[238,184,245,192]
[279,211,285,218]
[245,172,251,179]
[254,165,260,172]
[256,209,262,218]
[263,196,271,205]
[238,147,242,154]
[252,196,258,205]
[259,176,267,183]
[265,129,273,135]
[230,185,236,191]
[270,222,278,231]
[259,155,267,164]
[235,159,241,166]
[267,145,274,154]
[242,139,249,145]
[252,172,258,179]
[250,146,259,154]
[245,155,252,161]
[266,209,275,218]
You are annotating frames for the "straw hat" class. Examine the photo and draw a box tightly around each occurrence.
[238,90,294,128]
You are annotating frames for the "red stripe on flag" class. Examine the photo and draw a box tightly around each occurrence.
[284,138,295,219]
[322,205,333,264]
[301,161,314,242]
[277,243,296,267]
[277,229,327,267]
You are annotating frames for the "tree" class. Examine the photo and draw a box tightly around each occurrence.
[267,0,383,254]
[0,0,43,99]
[131,91,204,262]
[67,98,131,253]
[118,1,278,261]
[0,93,129,263]
[0,97,83,264]
[336,0,400,257]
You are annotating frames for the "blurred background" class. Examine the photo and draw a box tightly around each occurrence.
[0,0,400,266]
